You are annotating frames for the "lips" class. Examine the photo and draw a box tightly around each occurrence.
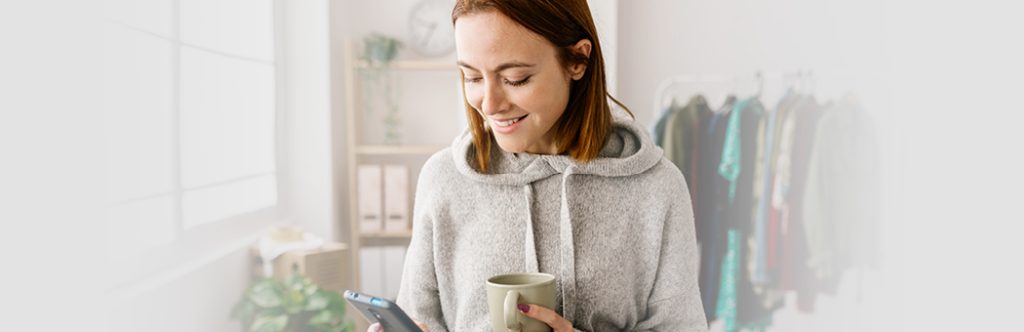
[489,114,528,134]
[493,114,527,127]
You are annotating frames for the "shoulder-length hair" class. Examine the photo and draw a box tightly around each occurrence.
[452,0,632,173]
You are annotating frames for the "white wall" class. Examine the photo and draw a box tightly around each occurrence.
[616,0,890,126]
[880,1,1024,331]
[2,1,105,331]
[105,238,255,332]
[280,0,336,241]
[588,0,619,96]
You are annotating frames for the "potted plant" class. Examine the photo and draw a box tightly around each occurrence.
[231,274,354,332]
[360,33,404,145]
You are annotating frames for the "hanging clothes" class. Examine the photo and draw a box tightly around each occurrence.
[802,93,882,294]
[729,98,782,331]
[745,91,801,316]
[715,97,773,332]
[715,228,741,332]
[695,95,735,323]
[749,93,783,286]
[651,101,676,148]
[651,82,880,329]
[764,92,802,284]
[663,95,712,198]
[765,93,824,312]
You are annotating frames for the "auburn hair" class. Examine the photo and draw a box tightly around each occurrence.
[452,0,633,173]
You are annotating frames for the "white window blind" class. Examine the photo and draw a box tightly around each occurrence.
[102,0,278,271]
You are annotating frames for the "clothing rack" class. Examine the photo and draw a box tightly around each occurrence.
[650,68,878,331]
[653,71,815,118]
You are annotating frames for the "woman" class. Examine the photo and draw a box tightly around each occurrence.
[381,0,706,331]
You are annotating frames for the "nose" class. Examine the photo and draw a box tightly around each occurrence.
[480,79,509,116]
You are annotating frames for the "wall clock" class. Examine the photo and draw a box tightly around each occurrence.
[407,0,455,57]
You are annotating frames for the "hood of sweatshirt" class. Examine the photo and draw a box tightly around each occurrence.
[449,114,664,321]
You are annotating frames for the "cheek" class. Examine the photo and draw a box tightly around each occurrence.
[524,78,568,117]
[464,86,483,110]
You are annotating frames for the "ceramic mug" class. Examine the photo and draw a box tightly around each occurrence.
[485,273,557,332]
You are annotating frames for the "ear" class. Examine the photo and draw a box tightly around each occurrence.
[568,39,592,81]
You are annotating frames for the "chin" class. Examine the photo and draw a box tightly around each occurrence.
[493,137,528,153]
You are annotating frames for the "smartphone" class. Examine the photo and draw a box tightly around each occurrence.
[343,290,422,332]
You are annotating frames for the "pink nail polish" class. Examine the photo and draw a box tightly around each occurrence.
[517,304,530,313]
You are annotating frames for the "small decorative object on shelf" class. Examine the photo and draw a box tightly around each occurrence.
[360,33,403,145]
[362,33,400,65]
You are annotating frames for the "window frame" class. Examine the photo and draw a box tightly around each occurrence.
[103,0,289,292]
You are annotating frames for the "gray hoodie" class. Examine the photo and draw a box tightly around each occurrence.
[396,116,707,331]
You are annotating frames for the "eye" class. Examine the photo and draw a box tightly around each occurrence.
[463,76,482,84]
[504,76,531,87]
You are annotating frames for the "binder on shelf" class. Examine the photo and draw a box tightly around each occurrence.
[357,165,383,234]
[383,164,410,234]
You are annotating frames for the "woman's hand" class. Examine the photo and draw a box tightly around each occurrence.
[367,321,430,332]
[517,303,574,332]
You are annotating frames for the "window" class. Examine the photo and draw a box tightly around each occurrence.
[102,0,280,287]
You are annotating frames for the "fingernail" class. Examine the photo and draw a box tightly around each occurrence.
[372,323,382,332]
[517,304,530,313]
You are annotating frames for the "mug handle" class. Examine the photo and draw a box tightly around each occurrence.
[503,290,523,331]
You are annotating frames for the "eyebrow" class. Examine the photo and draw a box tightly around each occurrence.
[457,60,535,72]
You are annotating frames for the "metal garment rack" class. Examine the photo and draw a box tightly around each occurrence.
[652,70,815,118]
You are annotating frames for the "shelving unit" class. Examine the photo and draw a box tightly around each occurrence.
[355,145,448,156]
[342,39,460,300]
[354,59,456,71]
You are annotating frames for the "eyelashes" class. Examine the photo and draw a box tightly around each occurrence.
[462,76,532,87]
[505,76,530,87]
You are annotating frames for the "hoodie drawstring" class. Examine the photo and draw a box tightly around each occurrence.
[520,166,578,324]
[523,184,539,273]
[558,167,577,323]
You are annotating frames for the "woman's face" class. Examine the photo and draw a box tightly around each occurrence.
[455,11,581,155]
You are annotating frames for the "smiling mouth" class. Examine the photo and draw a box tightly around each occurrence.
[494,114,528,127]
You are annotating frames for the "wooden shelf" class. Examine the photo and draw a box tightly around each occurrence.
[355,145,446,156]
[343,40,451,318]
[360,231,412,239]
[359,231,414,247]
[355,59,456,71]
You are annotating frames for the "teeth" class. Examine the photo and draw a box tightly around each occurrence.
[495,116,523,127]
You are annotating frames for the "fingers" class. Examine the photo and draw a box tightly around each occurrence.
[517,304,573,332]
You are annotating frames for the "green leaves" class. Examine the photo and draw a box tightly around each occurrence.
[251,315,288,332]
[249,279,286,308]
[307,291,350,332]
[231,274,353,332]
[305,292,330,312]
[230,299,258,324]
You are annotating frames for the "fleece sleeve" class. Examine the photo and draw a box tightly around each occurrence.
[395,160,448,332]
[633,178,708,332]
